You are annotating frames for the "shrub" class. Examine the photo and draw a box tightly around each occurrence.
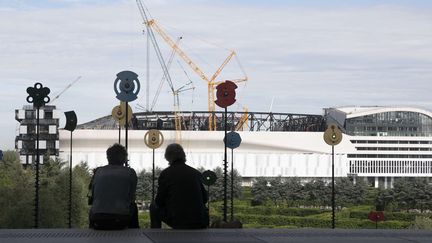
[410,216,432,230]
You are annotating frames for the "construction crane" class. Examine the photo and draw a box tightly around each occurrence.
[137,7,248,130]
[149,37,182,112]
[137,0,186,143]
[48,76,82,104]
[236,107,249,131]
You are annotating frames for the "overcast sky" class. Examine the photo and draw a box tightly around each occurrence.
[1,0,432,149]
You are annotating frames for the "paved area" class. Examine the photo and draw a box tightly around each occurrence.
[0,228,431,243]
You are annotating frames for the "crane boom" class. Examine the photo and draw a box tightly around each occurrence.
[137,0,184,142]
[147,19,209,83]
[150,37,182,112]
[48,76,81,104]
[145,18,247,130]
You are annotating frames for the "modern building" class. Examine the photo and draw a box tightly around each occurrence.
[15,105,60,166]
[51,106,432,188]
[325,106,432,188]
[15,105,431,188]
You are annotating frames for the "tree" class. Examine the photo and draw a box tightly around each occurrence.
[304,179,330,207]
[269,177,286,206]
[136,168,162,202]
[251,177,270,205]
[375,188,394,211]
[392,178,418,211]
[38,156,90,228]
[0,151,34,228]
[284,177,305,207]
[208,167,242,202]
[334,177,367,208]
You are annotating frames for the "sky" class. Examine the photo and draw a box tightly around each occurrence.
[1,0,432,150]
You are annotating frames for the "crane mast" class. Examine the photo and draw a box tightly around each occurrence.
[137,0,184,142]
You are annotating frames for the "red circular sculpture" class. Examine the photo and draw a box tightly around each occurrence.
[215,80,237,108]
[368,211,385,222]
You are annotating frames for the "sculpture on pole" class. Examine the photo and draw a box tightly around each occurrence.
[323,123,343,229]
[64,110,77,228]
[113,70,140,165]
[214,80,237,222]
[26,82,50,229]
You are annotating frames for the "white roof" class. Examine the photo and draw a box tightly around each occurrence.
[332,106,432,119]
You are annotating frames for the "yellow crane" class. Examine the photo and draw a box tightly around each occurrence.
[143,19,248,130]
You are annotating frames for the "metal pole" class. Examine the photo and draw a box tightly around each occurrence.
[125,102,129,167]
[152,148,155,202]
[118,125,121,144]
[231,148,234,222]
[146,30,150,111]
[34,107,40,228]
[223,107,228,222]
[68,131,73,228]
[207,185,210,227]
[332,145,335,229]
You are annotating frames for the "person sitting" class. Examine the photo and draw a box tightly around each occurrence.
[150,143,208,229]
[89,143,139,230]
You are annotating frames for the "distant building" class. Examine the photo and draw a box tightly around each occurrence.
[15,105,60,166]
[33,106,431,188]
[324,106,432,188]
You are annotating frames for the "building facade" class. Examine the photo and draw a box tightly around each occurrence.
[50,106,432,188]
[15,105,60,166]
[325,107,432,188]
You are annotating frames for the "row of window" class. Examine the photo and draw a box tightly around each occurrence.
[19,125,57,135]
[348,154,432,158]
[345,111,432,137]
[356,147,432,151]
[349,160,432,174]
[351,140,432,144]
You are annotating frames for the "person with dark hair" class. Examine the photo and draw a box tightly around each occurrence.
[150,143,208,229]
[89,143,139,230]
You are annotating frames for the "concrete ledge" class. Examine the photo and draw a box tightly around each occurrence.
[1,228,431,243]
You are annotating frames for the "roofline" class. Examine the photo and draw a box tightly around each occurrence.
[343,107,432,119]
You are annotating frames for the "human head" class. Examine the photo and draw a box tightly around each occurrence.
[106,143,127,166]
[164,143,186,164]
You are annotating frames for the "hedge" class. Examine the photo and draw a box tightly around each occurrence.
[226,206,330,217]
[349,210,420,221]
[234,213,410,229]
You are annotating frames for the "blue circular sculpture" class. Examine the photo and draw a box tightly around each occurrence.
[224,131,242,149]
[114,71,140,102]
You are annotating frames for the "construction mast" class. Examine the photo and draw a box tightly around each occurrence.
[137,5,247,130]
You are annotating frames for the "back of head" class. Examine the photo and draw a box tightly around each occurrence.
[106,143,127,166]
[165,143,186,164]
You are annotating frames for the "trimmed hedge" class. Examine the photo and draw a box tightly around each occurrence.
[231,206,330,217]
[236,214,331,228]
[349,210,419,221]
[236,213,410,229]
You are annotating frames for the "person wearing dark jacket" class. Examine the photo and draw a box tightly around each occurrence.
[151,143,208,229]
[89,143,139,230]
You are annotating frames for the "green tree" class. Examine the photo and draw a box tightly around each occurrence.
[38,156,90,228]
[251,177,270,205]
[375,188,394,211]
[304,179,330,207]
[284,177,305,207]
[136,168,162,202]
[71,162,92,227]
[267,176,289,206]
[0,151,34,228]
[334,177,367,208]
[393,178,417,211]
[209,167,242,202]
